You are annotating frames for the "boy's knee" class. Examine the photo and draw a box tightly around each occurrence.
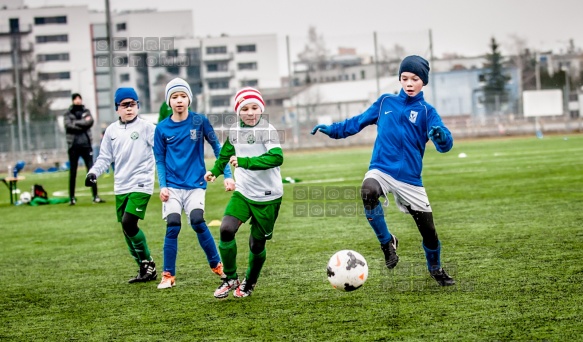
[189,209,205,230]
[361,178,383,209]
[219,216,240,242]
[166,213,181,228]
[121,213,139,236]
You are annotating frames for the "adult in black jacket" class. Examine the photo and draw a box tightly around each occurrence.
[64,93,104,205]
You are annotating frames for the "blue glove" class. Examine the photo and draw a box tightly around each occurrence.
[311,124,332,136]
[85,173,97,187]
[428,126,446,145]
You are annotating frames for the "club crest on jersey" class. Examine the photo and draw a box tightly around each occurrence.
[409,110,418,123]
[246,133,256,144]
[130,132,139,140]
[190,129,197,140]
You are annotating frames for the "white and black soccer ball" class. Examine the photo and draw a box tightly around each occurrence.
[20,191,32,204]
[327,250,368,292]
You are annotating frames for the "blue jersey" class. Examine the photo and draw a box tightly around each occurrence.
[154,111,232,190]
[327,89,453,186]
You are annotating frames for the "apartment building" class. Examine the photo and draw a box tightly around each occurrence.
[0,4,96,118]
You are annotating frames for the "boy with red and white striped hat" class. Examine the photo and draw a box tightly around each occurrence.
[205,87,284,298]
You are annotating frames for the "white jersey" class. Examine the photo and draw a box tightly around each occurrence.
[89,117,156,195]
[229,118,283,202]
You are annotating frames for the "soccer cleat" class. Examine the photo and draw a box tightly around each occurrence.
[211,262,225,277]
[380,234,399,269]
[69,197,76,206]
[128,259,157,283]
[157,271,176,289]
[214,276,240,299]
[233,279,255,298]
[430,268,456,286]
[93,196,106,204]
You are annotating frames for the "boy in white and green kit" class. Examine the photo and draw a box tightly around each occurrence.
[205,87,283,298]
[86,87,157,283]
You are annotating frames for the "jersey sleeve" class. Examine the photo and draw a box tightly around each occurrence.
[328,96,382,139]
[203,116,233,179]
[89,126,114,177]
[153,124,168,188]
[427,107,453,153]
[209,137,235,177]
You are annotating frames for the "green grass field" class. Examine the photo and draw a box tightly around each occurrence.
[1,134,582,341]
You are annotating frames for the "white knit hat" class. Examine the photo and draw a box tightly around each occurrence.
[165,77,193,106]
[234,87,265,114]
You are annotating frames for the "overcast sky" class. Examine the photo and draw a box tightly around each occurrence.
[24,0,583,59]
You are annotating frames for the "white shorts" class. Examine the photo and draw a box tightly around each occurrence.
[364,169,432,213]
[162,188,206,220]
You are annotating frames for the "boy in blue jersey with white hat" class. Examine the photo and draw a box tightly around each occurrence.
[311,55,455,286]
[154,78,235,289]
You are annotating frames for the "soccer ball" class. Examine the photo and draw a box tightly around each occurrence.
[327,250,368,292]
[20,191,32,204]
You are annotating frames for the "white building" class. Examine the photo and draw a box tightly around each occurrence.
[0,5,96,117]
[89,9,280,120]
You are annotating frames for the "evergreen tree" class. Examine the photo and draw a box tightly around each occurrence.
[482,37,509,114]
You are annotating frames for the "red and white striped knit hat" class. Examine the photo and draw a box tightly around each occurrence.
[234,87,265,114]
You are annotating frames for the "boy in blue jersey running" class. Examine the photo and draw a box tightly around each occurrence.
[311,55,455,286]
[154,78,235,289]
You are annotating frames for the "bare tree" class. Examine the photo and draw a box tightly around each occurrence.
[297,26,330,84]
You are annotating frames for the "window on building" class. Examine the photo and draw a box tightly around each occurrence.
[166,66,179,75]
[208,80,229,89]
[237,44,256,53]
[186,48,200,59]
[187,65,201,79]
[240,79,258,87]
[206,46,227,54]
[166,49,179,57]
[238,62,257,71]
[207,62,228,72]
[46,90,71,98]
[360,70,366,79]
[211,97,230,107]
[37,53,70,62]
[38,72,70,81]
[478,74,486,83]
[116,22,126,31]
[36,34,68,43]
[120,73,130,82]
[113,38,128,50]
[34,16,67,25]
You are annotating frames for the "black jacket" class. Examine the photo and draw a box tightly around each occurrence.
[64,105,94,149]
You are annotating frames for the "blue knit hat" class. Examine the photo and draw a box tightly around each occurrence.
[114,87,138,110]
[399,55,430,85]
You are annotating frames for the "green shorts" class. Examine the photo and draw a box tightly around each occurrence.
[224,191,282,241]
[115,192,151,222]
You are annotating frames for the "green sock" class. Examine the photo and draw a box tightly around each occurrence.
[123,232,140,266]
[219,239,237,278]
[246,248,266,285]
[127,228,151,262]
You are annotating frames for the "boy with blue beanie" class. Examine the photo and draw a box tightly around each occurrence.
[311,55,455,286]
[86,87,157,283]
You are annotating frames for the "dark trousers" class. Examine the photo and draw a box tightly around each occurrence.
[68,146,97,199]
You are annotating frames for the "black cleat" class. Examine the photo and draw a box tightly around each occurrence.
[128,259,157,283]
[69,197,76,206]
[380,235,399,269]
[93,196,106,204]
[430,268,455,286]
